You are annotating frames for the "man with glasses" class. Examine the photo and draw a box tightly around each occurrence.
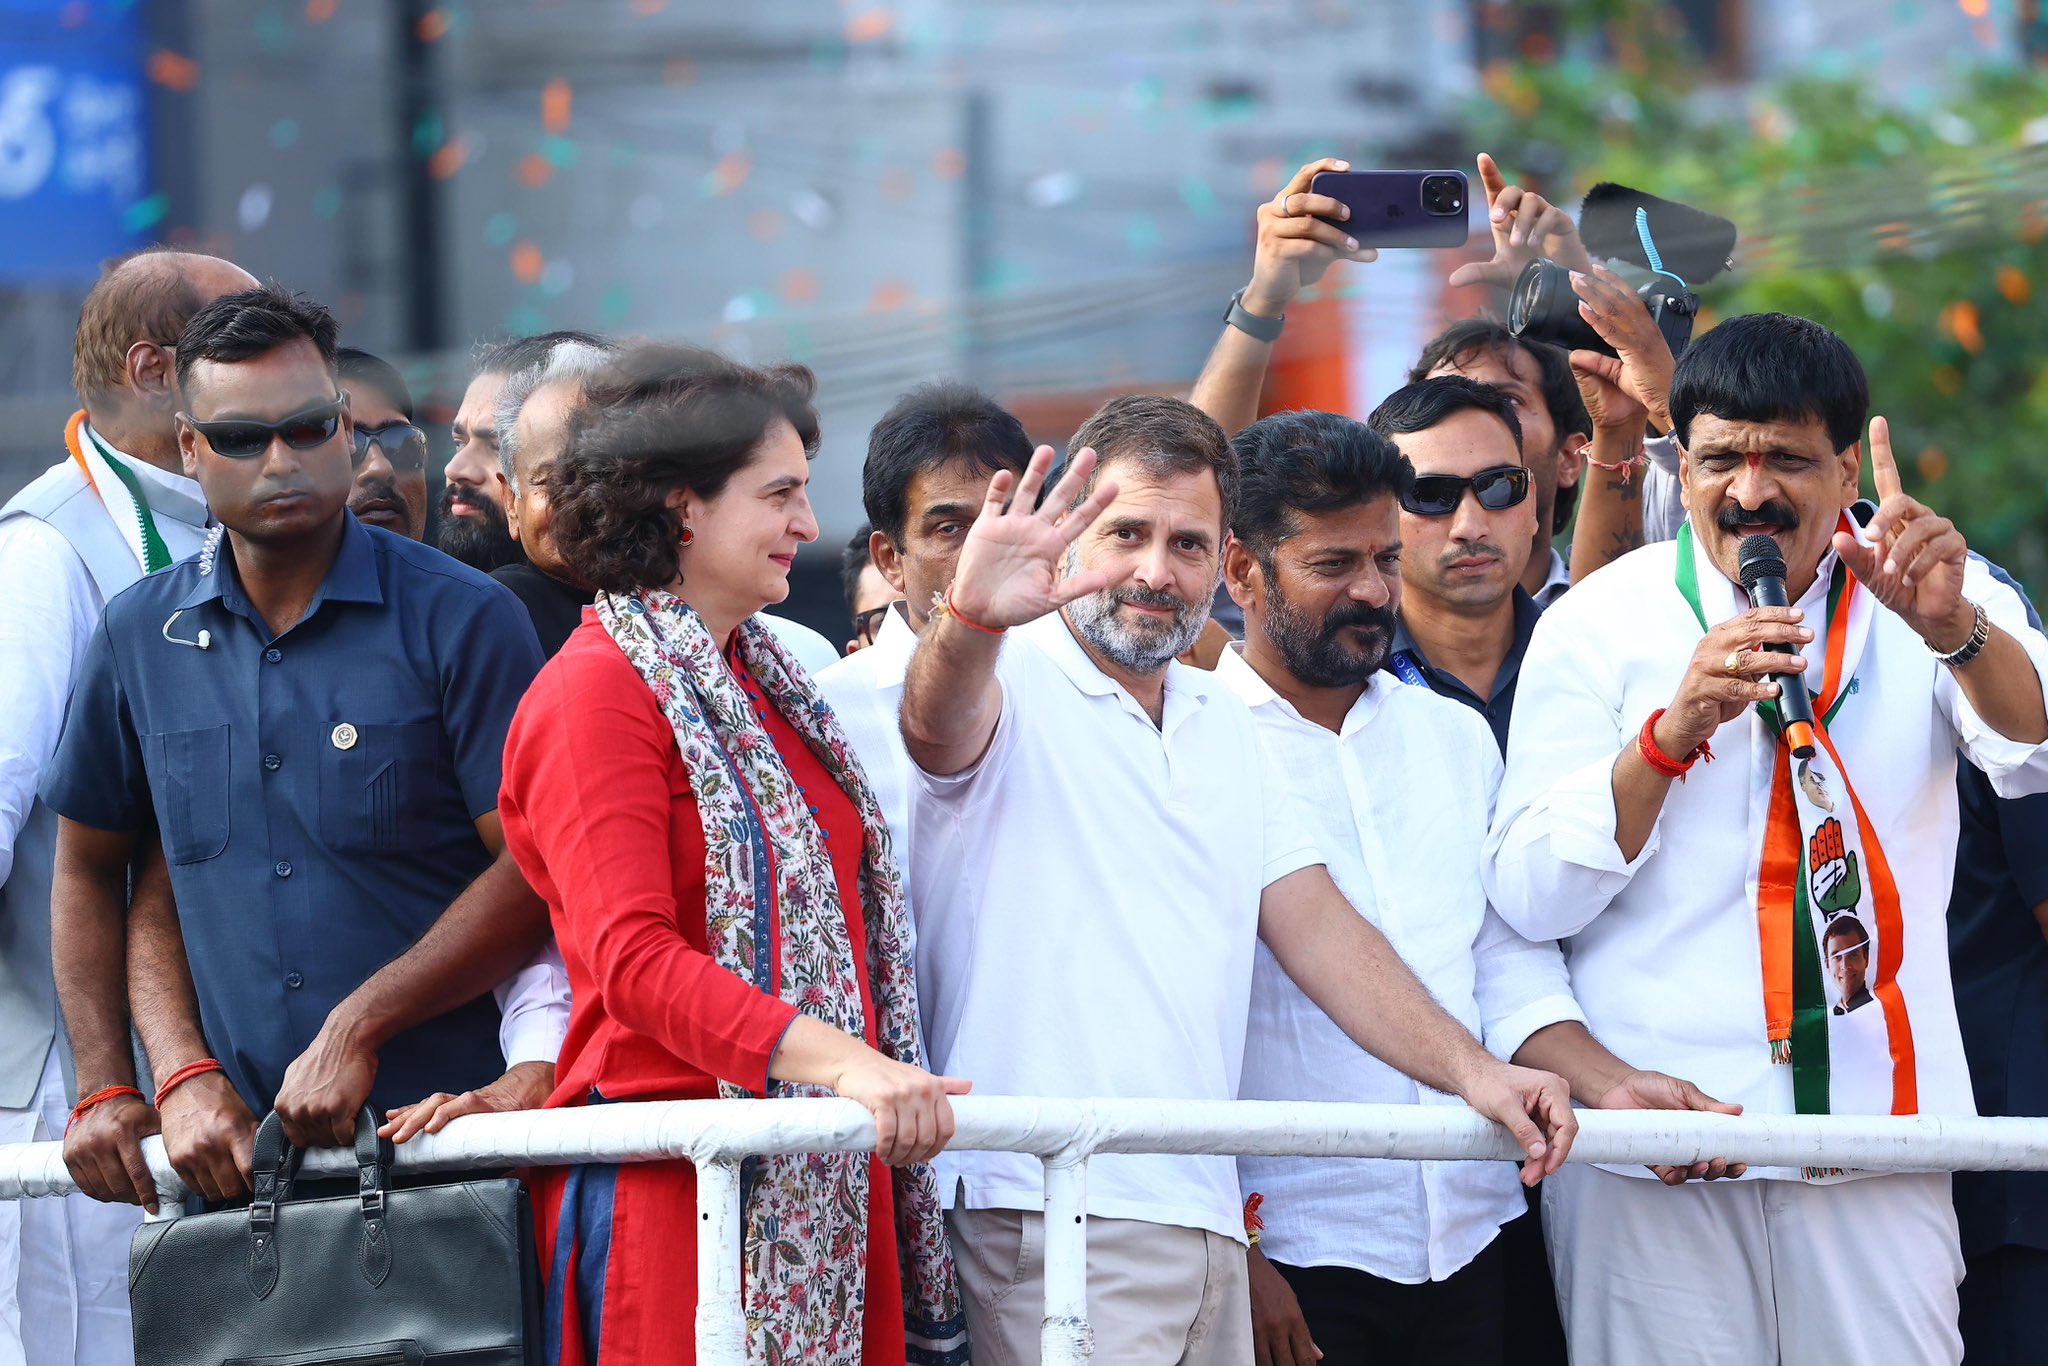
[0,245,254,1366]
[840,523,898,654]
[44,285,568,1214]
[336,347,430,542]
[1366,377,1539,755]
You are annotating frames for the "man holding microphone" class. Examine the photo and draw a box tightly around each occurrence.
[1485,312,2048,1365]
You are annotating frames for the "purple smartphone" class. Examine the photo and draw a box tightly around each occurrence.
[1309,170,1471,249]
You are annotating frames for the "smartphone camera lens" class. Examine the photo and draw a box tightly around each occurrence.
[1422,174,1464,217]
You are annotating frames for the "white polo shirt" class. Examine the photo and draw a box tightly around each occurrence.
[910,612,1322,1240]
[1216,646,1582,1281]
[816,605,918,869]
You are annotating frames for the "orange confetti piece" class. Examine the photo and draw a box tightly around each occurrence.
[1998,265,2031,305]
[932,147,967,180]
[428,136,472,180]
[305,0,336,23]
[867,279,911,313]
[845,7,894,43]
[417,9,449,42]
[1917,445,1950,482]
[781,269,820,305]
[518,153,554,188]
[511,242,545,285]
[665,58,697,87]
[147,50,201,93]
[881,167,915,202]
[748,209,784,241]
[1940,300,1984,354]
[1959,0,1988,15]
[542,80,572,135]
[710,151,750,196]
[632,0,668,12]
[1932,364,1964,396]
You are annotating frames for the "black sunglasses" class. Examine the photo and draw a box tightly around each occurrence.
[1399,465,1532,518]
[852,603,895,647]
[182,395,347,460]
[352,421,429,473]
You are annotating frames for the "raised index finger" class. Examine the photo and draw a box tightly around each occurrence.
[1474,152,1508,207]
[1867,415,1901,502]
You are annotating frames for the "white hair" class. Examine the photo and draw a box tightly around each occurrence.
[494,338,616,492]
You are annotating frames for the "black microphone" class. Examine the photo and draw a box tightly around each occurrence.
[1737,534,1816,757]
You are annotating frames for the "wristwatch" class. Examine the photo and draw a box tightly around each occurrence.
[1224,287,1284,343]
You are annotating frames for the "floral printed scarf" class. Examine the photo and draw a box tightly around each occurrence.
[596,589,967,1366]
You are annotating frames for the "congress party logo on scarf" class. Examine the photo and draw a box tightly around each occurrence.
[66,410,172,574]
[1675,517,1918,1122]
[596,589,967,1366]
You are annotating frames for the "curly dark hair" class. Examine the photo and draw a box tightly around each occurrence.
[543,343,820,594]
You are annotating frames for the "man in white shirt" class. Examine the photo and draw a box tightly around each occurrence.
[1221,408,1741,1366]
[817,382,1034,864]
[0,246,255,1366]
[900,394,1580,1365]
[1486,312,2048,1365]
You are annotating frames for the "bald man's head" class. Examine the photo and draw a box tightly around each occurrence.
[73,248,257,416]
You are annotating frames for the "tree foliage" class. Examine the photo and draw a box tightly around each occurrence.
[1468,3,2048,588]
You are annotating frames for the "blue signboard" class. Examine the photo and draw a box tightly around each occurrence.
[0,0,149,281]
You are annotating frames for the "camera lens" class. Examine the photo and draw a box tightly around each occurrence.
[1422,174,1464,217]
[1507,259,1611,356]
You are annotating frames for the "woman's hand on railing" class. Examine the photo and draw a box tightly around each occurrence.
[829,1054,973,1167]
[378,1061,557,1143]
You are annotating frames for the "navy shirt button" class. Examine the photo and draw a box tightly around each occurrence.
[263,753,282,772]
[264,647,283,664]
[285,971,304,989]
[274,860,292,878]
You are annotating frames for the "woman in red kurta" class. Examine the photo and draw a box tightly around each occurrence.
[496,345,968,1365]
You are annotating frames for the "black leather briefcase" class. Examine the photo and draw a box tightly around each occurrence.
[129,1107,541,1365]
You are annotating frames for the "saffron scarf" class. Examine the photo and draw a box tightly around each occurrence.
[1674,518,1918,1127]
[595,589,967,1366]
[65,410,172,573]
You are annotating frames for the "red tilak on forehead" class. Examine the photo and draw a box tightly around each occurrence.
[1746,452,1765,470]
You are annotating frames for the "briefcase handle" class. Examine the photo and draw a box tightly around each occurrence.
[247,1107,397,1298]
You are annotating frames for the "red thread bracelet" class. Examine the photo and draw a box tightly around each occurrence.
[66,1085,143,1135]
[1585,452,1646,484]
[152,1058,225,1109]
[943,585,1006,636]
[1638,707,1712,780]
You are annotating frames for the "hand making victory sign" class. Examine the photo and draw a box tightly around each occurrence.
[1832,416,1974,650]
[944,443,1121,630]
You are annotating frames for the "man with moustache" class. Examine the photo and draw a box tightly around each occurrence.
[0,245,254,1366]
[817,381,1035,859]
[1367,377,1539,754]
[337,347,430,542]
[437,330,603,572]
[1218,409,1739,1366]
[1486,313,2048,1364]
[44,286,567,1212]
[899,394,1582,1363]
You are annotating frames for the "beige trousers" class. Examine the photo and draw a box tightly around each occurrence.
[947,1208,1251,1366]
[1543,1164,1963,1366]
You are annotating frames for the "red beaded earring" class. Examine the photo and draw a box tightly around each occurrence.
[680,526,695,547]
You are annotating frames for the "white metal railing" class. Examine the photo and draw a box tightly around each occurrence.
[6,1097,2048,1364]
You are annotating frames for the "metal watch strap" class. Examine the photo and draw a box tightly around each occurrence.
[1224,287,1284,343]
[1930,600,1990,669]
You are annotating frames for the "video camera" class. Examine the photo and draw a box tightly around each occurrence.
[1507,183,1735,361]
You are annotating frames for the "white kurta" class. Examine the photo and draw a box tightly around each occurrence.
[815,605,918,877]
[1485,531,2048,1180]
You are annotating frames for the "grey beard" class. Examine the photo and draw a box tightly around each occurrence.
[1062,582,1211,676]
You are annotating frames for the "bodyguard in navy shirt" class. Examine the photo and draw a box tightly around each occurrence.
[46,285,556,1206]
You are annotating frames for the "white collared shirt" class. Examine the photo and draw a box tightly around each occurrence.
[1485,531,2048,1178]
[1535,546,1572,609]
[816,604,918,869]
[0,433,210,881]
[910,612,1322,1240]
[1215,646,1581,1281]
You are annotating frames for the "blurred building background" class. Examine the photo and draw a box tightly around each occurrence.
[1,0,2040,637]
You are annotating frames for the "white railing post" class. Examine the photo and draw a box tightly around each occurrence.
[695,1157,746,1366]
[1040,1148,1093,1365]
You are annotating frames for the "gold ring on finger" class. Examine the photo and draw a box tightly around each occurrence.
[1723,650,1745,677]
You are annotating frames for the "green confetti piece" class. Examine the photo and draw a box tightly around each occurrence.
[505,304,551,335]
[1178,174,1218,218]
[121,193,168,233]
[598,283,632,327]
[609,143,638,170]
[269,118,299,149]
[412,111,444,158]
[540,136,578,168]
[485,212,517,246]
[1123,214,1161,256]
[312,187,342,220]
[253,6,290,54]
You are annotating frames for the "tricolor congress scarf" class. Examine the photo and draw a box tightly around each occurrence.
[65,410,172,574]
[1675,517,1917,1125]
[595,589,967,1366]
